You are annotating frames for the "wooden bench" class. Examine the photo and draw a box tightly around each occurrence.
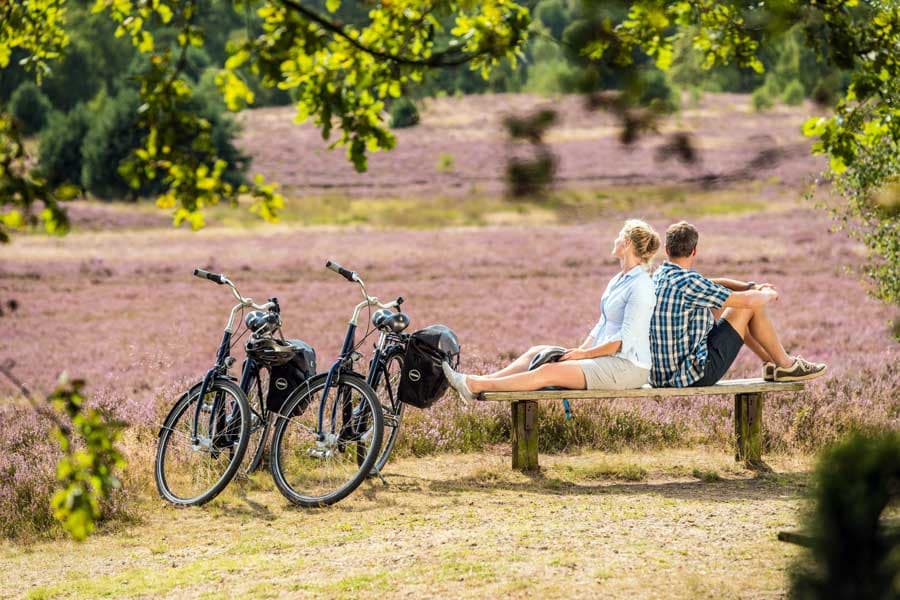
[479,378,805,471]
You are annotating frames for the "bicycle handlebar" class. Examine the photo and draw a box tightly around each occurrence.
[325,260,358,283]
[193,268,225,285]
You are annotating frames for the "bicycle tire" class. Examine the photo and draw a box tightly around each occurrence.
[369,349,405,475]
[155,377,251,506]
[269,372,383,507]
[241,368,270,477]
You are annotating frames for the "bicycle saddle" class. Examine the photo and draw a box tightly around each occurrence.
[372,309,410,333]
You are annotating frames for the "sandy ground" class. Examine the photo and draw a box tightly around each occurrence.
[2,448,812,599]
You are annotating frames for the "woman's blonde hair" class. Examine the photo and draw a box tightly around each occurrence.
[621,219,661,264]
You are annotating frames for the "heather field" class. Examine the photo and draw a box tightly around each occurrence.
[0,93,898,598]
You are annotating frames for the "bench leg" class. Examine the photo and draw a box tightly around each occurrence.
[511,400,539,471]
[734,392,764,466]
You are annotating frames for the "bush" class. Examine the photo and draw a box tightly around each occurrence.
[752,86,774,112]
[782,79,806,106]
[38,104,92,188]
[389,97,419,128]
[80,86,248,200]
[80,89,149,200]
[9,82,53,135]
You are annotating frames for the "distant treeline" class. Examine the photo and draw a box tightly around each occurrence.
[0,0,847,201]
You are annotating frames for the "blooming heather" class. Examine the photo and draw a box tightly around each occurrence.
[0,206,897,536]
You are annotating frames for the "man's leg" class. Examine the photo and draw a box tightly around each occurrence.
[468,362,586,394]
[480,345,552,379]
[713,307,773,363]
[722,306,792,368]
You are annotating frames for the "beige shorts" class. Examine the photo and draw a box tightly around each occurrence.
[575,356,649,390]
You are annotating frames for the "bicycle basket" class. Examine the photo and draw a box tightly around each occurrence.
[398,325,460,409]
[266,339,317,413]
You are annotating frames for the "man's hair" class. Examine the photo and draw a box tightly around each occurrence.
[666,221,699,258]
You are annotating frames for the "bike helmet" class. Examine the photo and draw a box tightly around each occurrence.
[245,336,296,366]
[528,346,567,370]
[245,310,280,335]
[372,309,410,333]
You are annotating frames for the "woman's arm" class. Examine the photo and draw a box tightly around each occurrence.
[561,339,622,361]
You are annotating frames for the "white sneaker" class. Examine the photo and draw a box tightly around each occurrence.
[442,361,476,403]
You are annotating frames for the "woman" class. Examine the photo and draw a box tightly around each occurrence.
[443,219,660,402]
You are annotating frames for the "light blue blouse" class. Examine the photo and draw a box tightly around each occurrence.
[587,265,656,370]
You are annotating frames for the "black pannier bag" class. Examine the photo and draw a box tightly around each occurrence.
[398,325,460,409]
[266,340,317,413]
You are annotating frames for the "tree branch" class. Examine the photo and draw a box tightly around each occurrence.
[275,0,478,67]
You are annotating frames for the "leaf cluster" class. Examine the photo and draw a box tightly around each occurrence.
[47,375,126,542]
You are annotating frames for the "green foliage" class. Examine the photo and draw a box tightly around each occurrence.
[389,97,419,129]
[782,79,805,106]
[9,82,52,135]
[789,432,900,598]
[79,89,149,200]
[38,104,91,189]
[436,152,455,173]
[0,114,69,243]
[47,375,125,542]
[752,86,774,112]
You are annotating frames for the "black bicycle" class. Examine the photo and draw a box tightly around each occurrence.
[268,261,390,507]
[154,269,270,505]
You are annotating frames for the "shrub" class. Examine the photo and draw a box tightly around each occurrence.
[389,97,419,128]
[436,152,455,173]
[789,433,900,598]
[752,86,774,112]
[9,82,53,135]
[782,79,806,106]
[80,89,149,200]
[639,69,675,109]
[38,104,92,188]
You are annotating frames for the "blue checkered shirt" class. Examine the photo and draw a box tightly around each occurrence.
[650,262,731,387]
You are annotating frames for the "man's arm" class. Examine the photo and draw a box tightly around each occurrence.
[712,278,754,291]
[722,288,778,309]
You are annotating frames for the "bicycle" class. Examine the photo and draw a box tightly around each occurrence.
[155,269,314,505]
[155,269,269,505]
[269,260,393,507]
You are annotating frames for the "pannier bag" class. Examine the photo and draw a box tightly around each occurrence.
[398,325,460,409]
[266,340,317,413]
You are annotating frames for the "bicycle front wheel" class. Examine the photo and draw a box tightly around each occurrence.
[155,378,250,506]
[270,373,383,507]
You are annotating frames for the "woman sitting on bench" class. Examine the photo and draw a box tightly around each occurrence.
[443,219,660,402]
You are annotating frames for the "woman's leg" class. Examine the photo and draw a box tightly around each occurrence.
[467,362,586,394]
[480,345,553,379]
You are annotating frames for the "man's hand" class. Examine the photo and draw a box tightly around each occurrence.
[760,287,779,303]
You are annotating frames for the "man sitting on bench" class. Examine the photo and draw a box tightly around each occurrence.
[650,221,826,387]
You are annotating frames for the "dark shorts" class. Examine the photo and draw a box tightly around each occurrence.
[690,319,743,387]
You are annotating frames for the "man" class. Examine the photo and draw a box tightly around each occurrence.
[650,221,826,387]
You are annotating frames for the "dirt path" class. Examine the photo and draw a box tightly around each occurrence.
[3,449,811,599]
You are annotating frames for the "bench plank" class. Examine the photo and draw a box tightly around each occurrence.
[480,378,803,402]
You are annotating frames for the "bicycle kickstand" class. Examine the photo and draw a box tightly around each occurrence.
[371,466,389,486]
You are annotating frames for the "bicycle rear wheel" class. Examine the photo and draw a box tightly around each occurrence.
[269,372,383,507]
[370,351,405,475]
[155,378,250,506]
[240,368,270,477]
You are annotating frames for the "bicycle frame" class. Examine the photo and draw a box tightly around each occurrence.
[315,270,401,440]
[189,273,275,449]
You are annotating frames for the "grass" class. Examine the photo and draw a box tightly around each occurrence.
[65,180,796,234]
[5,448,814,599]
